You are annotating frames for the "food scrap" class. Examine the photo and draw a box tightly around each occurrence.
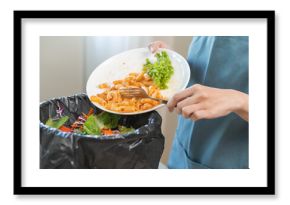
[45,105,134,136]
[143,51,174,89]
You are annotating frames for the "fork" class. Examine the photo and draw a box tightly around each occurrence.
[119,88,168,104]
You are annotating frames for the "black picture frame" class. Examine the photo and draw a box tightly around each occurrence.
[14,10,275,195]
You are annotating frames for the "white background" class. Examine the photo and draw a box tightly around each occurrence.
[0,0,287,204]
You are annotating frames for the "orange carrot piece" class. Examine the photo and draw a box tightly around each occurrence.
[102,129,113,135]
[59,125,72,132]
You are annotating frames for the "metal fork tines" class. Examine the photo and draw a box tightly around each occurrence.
[119,88,168,104]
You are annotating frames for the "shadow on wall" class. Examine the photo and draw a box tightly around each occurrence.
[40,36,192,165]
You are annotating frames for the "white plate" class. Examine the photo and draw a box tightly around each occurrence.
[86,48,190,115]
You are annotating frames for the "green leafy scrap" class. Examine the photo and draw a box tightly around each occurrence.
[143,51,174,89]
[45,116,69,129]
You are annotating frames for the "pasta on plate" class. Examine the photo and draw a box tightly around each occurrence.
[90,72,167,113]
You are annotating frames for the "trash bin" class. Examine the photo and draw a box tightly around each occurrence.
[40,94,165,169]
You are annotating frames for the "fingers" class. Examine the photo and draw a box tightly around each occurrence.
[149,43,159,53]
[167,86,196,112]
[167,84,200,112]
[176,96,197,114]
[175,92,208,114]
[181,105,208,121]
[181,104,203,118]
[169,84,209,121]
[190,110,208,121]
[148,41,168,53]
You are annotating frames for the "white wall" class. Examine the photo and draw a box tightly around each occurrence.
[40,36,85,101]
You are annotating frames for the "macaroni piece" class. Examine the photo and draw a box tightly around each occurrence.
[90,72,167,113]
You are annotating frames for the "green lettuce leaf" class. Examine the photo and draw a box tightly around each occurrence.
[118,125,135,134]
[96,112,121,129]
[143,51,174,89]
[83,115,101,135]
[45,116,69,129]
[82,112,121,135]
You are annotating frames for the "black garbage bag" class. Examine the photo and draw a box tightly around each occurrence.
[40,94,165,169]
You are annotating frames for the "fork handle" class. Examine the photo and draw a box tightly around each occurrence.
[149,97,168,104]
[160,99,168,104]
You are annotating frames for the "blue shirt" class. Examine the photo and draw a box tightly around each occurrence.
[168,36,249,169]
